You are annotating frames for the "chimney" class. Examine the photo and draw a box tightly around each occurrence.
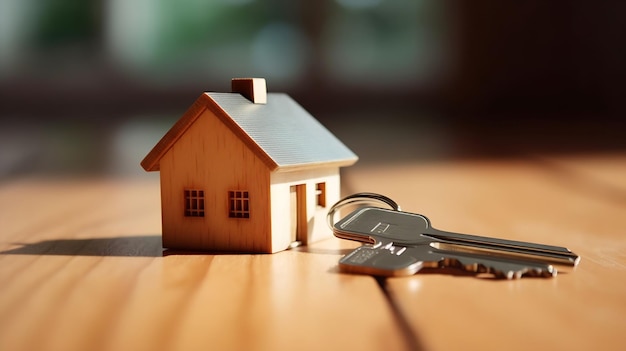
[231,78,267,104]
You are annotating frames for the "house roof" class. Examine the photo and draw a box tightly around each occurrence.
[141,92,358,172]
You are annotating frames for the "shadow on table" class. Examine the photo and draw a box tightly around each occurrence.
[0,237,355,257]
[0,235,163,257]
[289,246,355,256]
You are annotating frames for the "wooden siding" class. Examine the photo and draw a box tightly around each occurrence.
[269,168,341,252]
[159,109,272,252]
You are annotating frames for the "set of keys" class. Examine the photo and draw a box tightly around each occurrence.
[328,193,580,279]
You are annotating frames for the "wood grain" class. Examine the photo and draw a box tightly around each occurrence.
[343,153,626,351]
[0,178,409,351]
[2,152,626,351]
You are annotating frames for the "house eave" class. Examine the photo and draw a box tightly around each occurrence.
[272,157,359,173]
[140,94,212,172]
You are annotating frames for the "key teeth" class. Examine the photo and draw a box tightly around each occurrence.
[504,266,558,279]
[492,266,557,279]
[442,258,556,279]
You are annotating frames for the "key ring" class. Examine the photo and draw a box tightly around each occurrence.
[327,192,401,230]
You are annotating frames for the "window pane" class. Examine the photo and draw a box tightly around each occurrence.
[185,189,204,217]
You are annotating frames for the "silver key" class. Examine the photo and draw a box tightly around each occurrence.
[334,207,580,278]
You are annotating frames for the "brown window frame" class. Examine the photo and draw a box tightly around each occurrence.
[228,190,250,218]
[184,189,205,217]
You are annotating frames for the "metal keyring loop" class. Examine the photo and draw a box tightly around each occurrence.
[326,192,401,230]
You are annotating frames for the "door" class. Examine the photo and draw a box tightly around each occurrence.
[289,184,307,246]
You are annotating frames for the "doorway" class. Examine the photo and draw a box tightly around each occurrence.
[289,184,307,246]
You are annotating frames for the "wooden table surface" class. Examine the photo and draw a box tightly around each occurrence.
[1,153,625,351]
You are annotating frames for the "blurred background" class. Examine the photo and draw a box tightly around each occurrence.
[0,0,625,178]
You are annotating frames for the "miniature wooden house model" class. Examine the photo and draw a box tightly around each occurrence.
[141,78,358,253]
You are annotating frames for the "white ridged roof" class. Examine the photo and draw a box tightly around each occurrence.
[207,92,358,169]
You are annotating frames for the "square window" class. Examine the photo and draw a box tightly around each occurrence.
[184,189,205,217]
[229,190,250,218]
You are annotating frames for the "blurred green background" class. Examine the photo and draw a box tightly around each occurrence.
[0,0,625,177]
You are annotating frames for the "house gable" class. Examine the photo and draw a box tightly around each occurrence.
[158,108,272,252]
[141,93,278,173]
